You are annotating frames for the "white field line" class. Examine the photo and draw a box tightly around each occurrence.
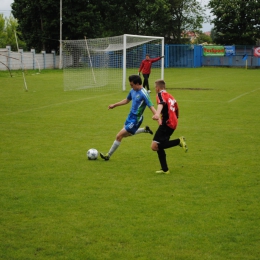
[228,88,260,103]
[3,87,259,117]
[3,93,116,116]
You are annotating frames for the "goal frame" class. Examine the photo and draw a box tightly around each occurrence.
[62,34,165,91]
[122,34,164,91]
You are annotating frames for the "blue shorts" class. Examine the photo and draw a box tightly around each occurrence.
[124,115,143,135]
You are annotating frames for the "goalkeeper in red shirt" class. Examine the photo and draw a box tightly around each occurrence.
[138,54,164,93]
[151,79,188,174]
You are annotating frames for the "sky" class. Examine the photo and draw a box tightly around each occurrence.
[200,0,213,32]
[0,0,13,18]
[0,0,213,32]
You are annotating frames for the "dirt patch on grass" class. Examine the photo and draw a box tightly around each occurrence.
[167,87,214,91]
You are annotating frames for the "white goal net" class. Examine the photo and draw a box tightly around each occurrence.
[62,34,164,91]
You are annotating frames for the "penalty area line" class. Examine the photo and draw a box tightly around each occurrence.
[228,88,260,103]
[3,93,116,116]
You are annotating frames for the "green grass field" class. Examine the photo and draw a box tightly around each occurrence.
[0,68,260,260]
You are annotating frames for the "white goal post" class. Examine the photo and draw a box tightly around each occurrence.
[62,34,164,91]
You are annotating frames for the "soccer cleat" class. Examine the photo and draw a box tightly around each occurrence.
[144,126,153,135]
[179,136,188,152]
[100,152,110,161]
[156,169,170,174]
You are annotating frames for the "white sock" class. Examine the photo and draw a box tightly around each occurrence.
[108,140,121,157]
[135,128,145,135]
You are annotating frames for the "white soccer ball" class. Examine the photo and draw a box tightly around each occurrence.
[87,148,98,160]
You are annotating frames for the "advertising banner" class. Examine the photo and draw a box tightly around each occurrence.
[254,47,260,57]
[224,46,236,56]
[203,46,225,56]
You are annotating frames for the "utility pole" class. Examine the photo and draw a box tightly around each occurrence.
[59,0,62,69]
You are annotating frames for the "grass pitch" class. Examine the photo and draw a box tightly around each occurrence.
[0,68,260,259]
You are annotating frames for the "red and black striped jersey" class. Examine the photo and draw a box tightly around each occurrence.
[156,90,179,129]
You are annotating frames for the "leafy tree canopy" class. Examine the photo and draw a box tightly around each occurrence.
[197,33,213,44]
[0,14,26,50]
[208,0,260,45]
[11,0,208,52]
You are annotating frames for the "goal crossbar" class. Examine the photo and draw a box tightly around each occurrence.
[62,34,164,91]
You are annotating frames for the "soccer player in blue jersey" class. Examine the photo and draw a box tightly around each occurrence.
[100,75,157,161]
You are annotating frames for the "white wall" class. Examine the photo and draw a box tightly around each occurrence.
[0,47,60,71]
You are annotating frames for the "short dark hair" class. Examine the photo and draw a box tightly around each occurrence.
[129,75,142,85]
[155,79,166,89]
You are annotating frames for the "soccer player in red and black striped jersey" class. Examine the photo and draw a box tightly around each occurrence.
[138,54,164,93]
[151,79,188,174]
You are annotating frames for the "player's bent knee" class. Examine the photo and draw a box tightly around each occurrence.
[116,133,122,141]
[151,142,158,151]
[116,135,123,142]
[116,131,131,142]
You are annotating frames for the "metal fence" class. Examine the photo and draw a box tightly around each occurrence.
[165,44,260,68]
[0,44,260,71]
[164,44,203,68]
[202,45,260,68]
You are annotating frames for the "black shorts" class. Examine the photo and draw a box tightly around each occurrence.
[153,124,174,144]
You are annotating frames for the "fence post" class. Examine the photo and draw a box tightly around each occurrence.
[191,45,195,68]
[193,45,196,68]
[165,44,169,68]
[51,50,56,69]
[6,46,11,69]
[41,51,46,69]
[31,49,35,70]
[194,45,203,68]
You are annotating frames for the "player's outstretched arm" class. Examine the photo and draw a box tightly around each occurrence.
[149,106,157,115]
[108,99,130,109]
[152,104,163,120]
[150,106,162,125]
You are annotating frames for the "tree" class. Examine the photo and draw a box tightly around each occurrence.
[165,0,207,43]
[208,0,260,45]
[11,0,208,52]
[197,32,213,44]
[12,0,104,52]
[100,0,208,43]
[0,14,26,50]
[0,14,6,47]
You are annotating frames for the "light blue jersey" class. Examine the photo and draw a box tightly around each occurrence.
[124,88,154,134]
